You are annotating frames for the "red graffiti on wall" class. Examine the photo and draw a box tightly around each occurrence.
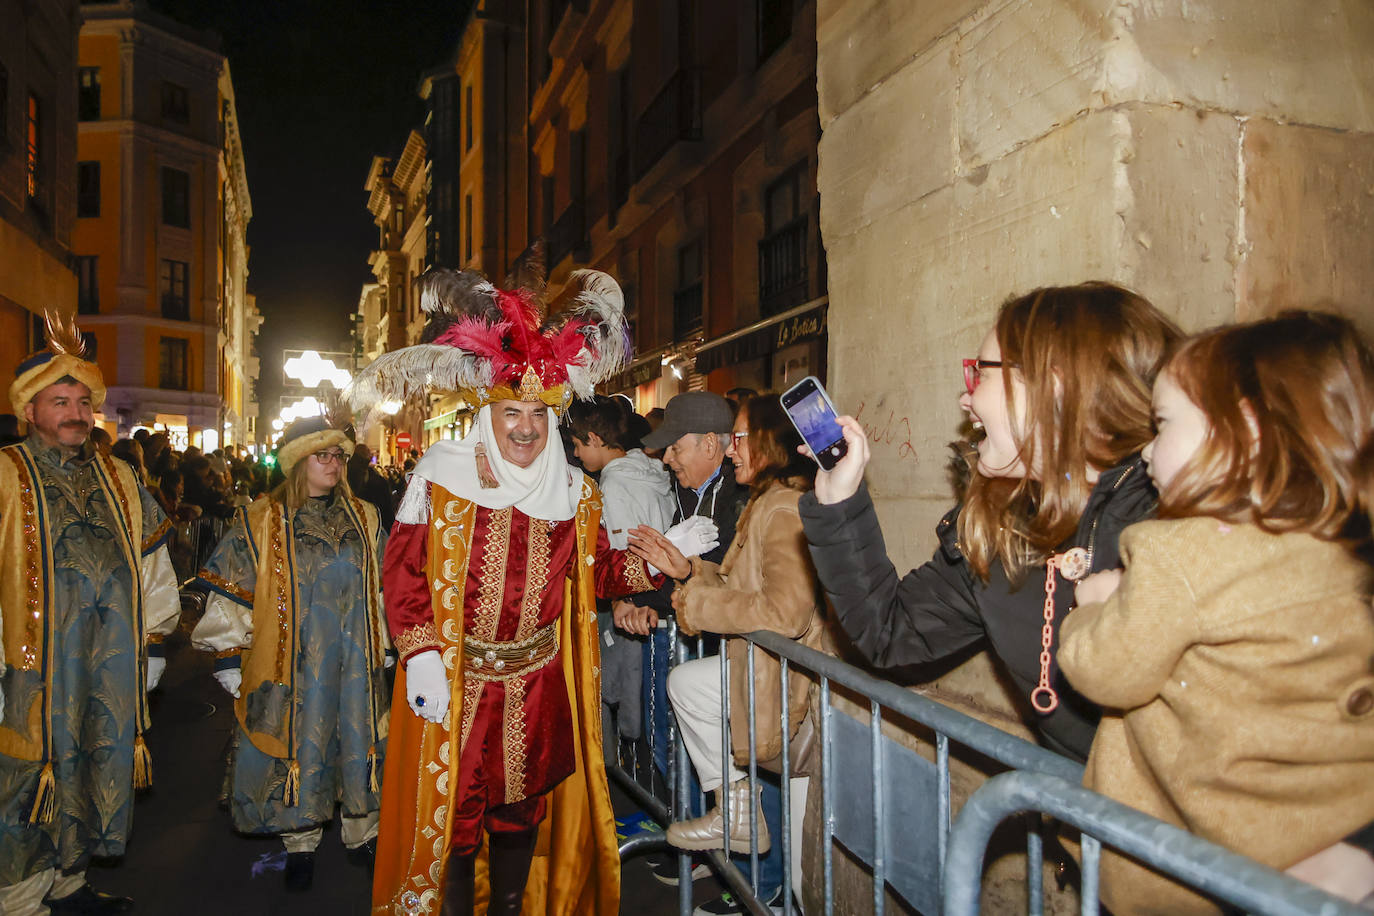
[854,400,917,462]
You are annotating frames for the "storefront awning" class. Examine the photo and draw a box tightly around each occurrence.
[422,408,459,430]
[693,297,828,375]
[599,346,670,395]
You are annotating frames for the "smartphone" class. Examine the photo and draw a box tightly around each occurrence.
[781,376,849,471]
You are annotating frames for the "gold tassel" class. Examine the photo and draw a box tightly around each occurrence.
[284,758,301,807]
[133,735,153,789]
[474,443,499,489]
[28,762,57,824]
[367,748,380,794]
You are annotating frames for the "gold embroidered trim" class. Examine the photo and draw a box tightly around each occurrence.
[624,555,653,594]
[6,450,42,670]
[394,621,439,659]
[472,508,511,642]
[269,502,290,684]
[458,677,483,757]
[214,648,241,659]
[503,676,529,803]
[146,632,167,645]
[515,518,552,641]
[142,517,173,554]
[199,568,253,604]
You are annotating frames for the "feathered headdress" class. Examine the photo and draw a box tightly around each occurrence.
[347,244,631,419]
[10,311,106,414]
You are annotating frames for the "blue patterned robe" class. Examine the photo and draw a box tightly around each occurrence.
[193,493,389,835]
[0,439,179,884]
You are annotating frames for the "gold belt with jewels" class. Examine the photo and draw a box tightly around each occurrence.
[462,623,560,682]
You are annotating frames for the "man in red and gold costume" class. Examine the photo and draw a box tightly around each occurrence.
[354,262,658,915]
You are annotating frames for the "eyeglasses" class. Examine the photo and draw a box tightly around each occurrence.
[311,450,348,464]
[730,431,749,446]
[962,358,1015,395]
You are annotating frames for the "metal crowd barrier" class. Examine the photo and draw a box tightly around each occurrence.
[942,770,1365,916]
[603,624,1363,915]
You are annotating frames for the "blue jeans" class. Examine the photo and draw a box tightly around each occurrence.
[751,775,784,899]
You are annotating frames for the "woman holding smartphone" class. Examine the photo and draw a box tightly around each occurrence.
[798,283,1180,763]
[629,394,836,912]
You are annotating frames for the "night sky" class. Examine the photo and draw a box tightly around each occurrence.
[145,0,469,419]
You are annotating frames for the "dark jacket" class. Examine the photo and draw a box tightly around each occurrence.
[631,460,751,615]
[798,456,1156,763]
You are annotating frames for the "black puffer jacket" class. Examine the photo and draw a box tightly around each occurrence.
[798,456,1156,763]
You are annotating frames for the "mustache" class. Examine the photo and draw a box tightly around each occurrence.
[508,433,541,444]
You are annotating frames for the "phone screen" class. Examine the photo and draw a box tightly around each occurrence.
[783,378,848,469]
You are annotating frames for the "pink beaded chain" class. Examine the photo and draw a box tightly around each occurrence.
[1030,547,1091,714]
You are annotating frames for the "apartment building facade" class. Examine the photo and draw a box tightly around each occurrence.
[74,1,259,449]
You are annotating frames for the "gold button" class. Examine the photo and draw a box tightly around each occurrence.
[1348,688,1374,717]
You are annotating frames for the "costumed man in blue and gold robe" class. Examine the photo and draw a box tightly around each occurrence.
[192,414,389,892]
[0,317,180,916]
[352,263,660,915]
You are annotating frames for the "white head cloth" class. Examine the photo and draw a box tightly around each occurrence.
[411,404,581,522]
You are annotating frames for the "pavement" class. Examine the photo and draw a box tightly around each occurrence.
[86,627,721,915]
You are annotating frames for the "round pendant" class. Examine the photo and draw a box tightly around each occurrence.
[1057,547,1091,582]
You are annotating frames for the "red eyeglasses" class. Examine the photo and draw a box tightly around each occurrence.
[962,358,1013,395]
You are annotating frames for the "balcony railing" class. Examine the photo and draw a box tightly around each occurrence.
[634,68,702,182]
[673,281,703,339]
[161,295,190,322]
[758,216,808,317]
[546,198,588,267]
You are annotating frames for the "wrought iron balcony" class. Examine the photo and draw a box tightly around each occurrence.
[634,68,702,182]
[673,281,704,339]
[546,198,588,267]
[758,216,808,317]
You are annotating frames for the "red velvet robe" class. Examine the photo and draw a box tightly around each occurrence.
[384,479,659,829]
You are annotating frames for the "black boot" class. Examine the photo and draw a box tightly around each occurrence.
[284,851,316,892]
[486,829,537,916]
[46,884,134,915]
[441,848,476,916]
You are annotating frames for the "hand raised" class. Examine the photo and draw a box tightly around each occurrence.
[806,416,871,505]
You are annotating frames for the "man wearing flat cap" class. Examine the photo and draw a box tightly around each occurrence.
[616,392,750,821]
[0,316,180,915]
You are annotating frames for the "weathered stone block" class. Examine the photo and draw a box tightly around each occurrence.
[1238,120,1374,338]
[816,0,983,127]
[957,0,1119,169]
[818,40,958,242]
[1125,0,1374,133]
[1119,104,1241,332]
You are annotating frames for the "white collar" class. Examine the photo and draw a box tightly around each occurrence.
[411,404,581,521]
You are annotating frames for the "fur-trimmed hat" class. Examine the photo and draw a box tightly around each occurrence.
[346,243,630,420]
[276,416,354,474]
[10,313,105,414]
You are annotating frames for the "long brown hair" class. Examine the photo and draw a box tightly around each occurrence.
[959,282,1182,582]
[1158,310,1374,542]
[272,456,355,511]
[741,394,816,493]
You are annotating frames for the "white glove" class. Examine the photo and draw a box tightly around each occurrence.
[214,668,242,698]
[146,657,167,691]
[384,652,397,669]
[665,516,720,558]
[405,650,450,724]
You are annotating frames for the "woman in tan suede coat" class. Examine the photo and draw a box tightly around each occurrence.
[1060,312,1374,913]
[629,394,836,898]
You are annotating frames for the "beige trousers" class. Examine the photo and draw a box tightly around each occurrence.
[0,869,87,916]
[280,810,379,853]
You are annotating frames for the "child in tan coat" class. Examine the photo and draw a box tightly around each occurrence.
[1059,311,1374,914]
